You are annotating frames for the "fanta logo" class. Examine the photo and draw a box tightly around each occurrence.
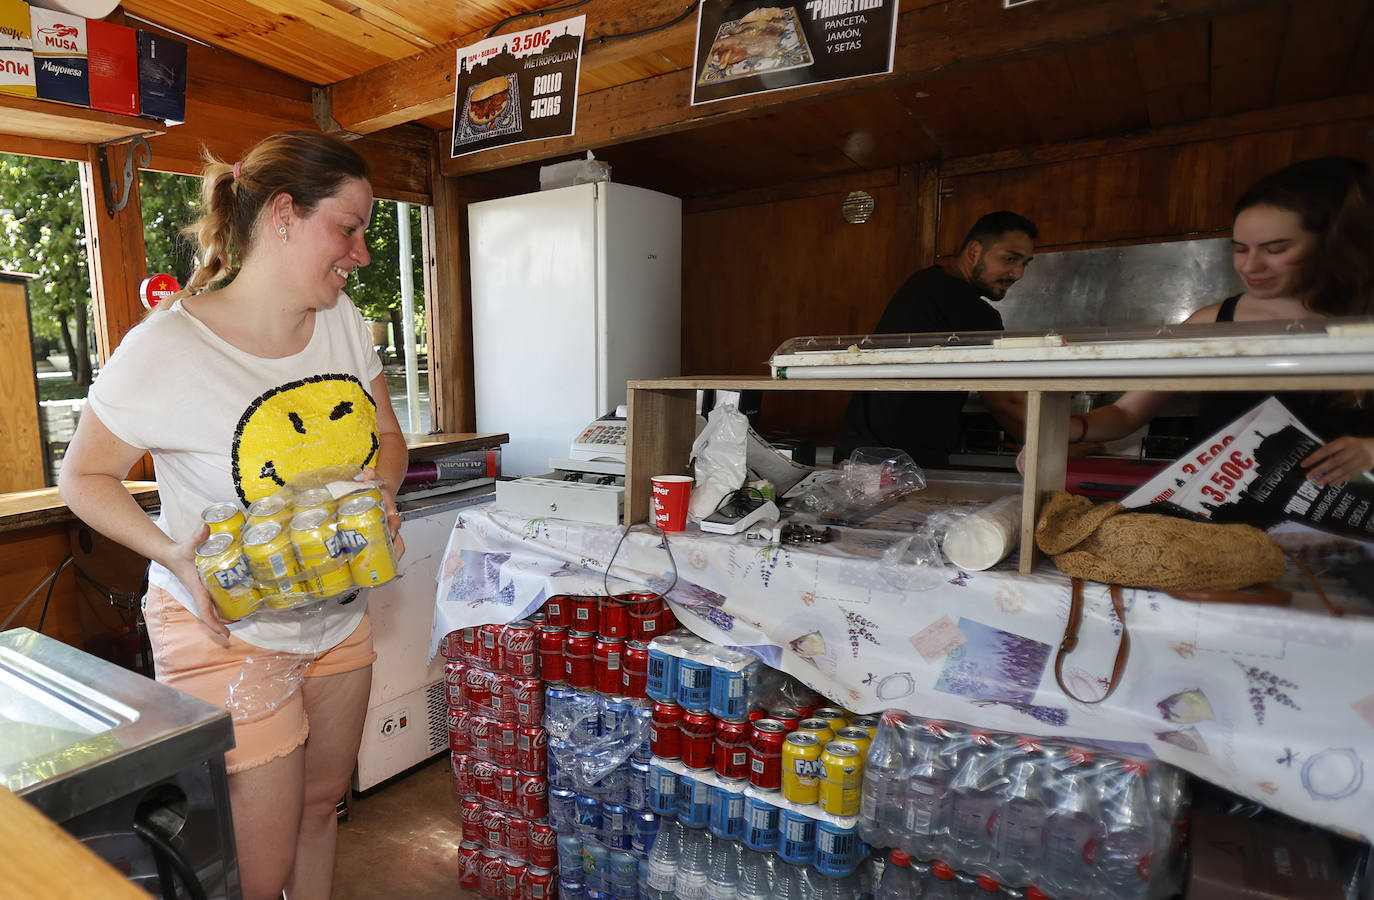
[213,557,252,589]
[793,759,824,779]
[339,528,367,550]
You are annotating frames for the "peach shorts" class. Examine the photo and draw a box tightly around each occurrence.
[143,586,376,774]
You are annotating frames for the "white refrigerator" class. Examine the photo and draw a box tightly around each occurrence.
[468,182,682,476]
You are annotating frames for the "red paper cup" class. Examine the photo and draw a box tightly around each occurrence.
[650,475,693,532]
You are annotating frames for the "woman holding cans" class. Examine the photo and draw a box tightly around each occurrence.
[58,131,406,900]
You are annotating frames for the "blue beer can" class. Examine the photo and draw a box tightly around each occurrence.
[581,840,609,892]
[549,786,579,832]
[708,648,759,720]
[602,803,631,850]
[647,763,679,816]
[645,635,682,702]
[627,757,651,810]
[600,695,634,736]
[742,790,781,852]
[575,795,603,841]
[708,778,747,840]
[676,769,711,828]
[778,806,817,865]
[630,810,660,856]
[675,644,712,710]
[813,816,861,876]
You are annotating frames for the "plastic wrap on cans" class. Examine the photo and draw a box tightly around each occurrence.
[819,740,864,816]
[513,677,544,726]
[833,726,872,760]
[675,638,713,709]
[482,805,508,853]
[571,594,599,632]
[709,647,761,719]
[748,718,787,790]
[810,707,849,732]
[621,640,649,699]
[517,724,548,772]
[593,636,624,695]
[194,533,260,620]
[742,785,781,852]
[505,814,530,862]
[448,706,472,753]
[544,594,575,627]
[769,706,803,731]
[796,717,835,746]
[650,701,684,759]
[631,809,660,855]
[676,768,711,827]
[598,593,631,639]
[501,619,538,677]
[813,812,862,876]
[620,591,664,641]
[714,717,752,781]
[679,708,718,770]
[549,786,578,832]
[575,794,602,842]
[782,731,824,805]
[628,757,650,809]
[457,840,481,890]
[451,753,473,795]
[524,865,555,898]
[648,760,679,816]
[501,857,525,898]
[537,624,567,683]
[201,501,246,535]
[528,822,557,869]
[478,848,503,897]
[645,633,683,702]
[289,508,353,597]
[337,494,396,586]
[564,630,595,691]
[708,776,747,840]
[779,805,818,865]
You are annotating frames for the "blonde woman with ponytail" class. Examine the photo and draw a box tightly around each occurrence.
[60,131,407,900]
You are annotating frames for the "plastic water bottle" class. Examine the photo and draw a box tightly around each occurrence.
[736,846,774,900]
[1095,760,1160,900]
[646,817,683,899]
[858,711,910,848]
[1038,752,1103,900]
[876,849,913,900]
[942,732,1008,871]
[990,759,1048,885]
[803,865,864,900]
[706,832,741,900]
[771,858,805,900]
[923,860,960,900]
[899,737,952,862]
[675,824,712,900]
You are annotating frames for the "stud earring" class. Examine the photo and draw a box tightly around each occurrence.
[278,224,288,244]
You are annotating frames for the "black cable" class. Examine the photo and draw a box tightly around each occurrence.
[601,523,679,612]
[36,555,74,635]
[487,0,594,38]
[132,817,210,900]
[586,2,701,46]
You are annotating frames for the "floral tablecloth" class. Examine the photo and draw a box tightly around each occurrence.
[431,499,1374,842]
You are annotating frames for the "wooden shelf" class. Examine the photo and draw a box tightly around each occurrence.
[0,94,165,144]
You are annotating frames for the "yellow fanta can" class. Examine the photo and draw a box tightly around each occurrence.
[290,508,354,597]
[195,532,260,620]
[246,494,294,532]
[200,501,246,536]
[337,495,397,587]
[242,520,307,608]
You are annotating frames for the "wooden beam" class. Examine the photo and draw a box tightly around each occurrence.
[440,0,1280,177]
[423,139,475,433]
[327,1,699,136]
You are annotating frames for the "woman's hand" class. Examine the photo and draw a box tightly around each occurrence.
[1301,436,1374,487]
[358,467,405,560]
[161,523,234,639]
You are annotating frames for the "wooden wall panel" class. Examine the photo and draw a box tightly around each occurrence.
[0,524,82,649]
[682,170,920,440]
[0,279,44,492]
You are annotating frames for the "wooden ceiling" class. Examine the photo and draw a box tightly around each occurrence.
[120,0,1374,199]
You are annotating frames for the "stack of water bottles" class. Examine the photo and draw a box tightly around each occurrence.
[860,712,1191,900]
[441,621,557,899]
[645,630,881,898]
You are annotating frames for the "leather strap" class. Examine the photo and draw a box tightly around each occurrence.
[1165,584,1291,606]
[1055,578,1131,705]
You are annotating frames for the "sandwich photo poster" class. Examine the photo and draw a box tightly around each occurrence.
[451,15,585,158]
[691,0,899,105]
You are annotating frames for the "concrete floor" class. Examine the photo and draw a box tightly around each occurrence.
[334,753,476,899]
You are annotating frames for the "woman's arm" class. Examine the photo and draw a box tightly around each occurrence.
[1072,390,1172,443]
[367,371,408,555]
[57,408,230,637]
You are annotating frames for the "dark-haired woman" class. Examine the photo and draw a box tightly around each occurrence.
[60,131,407,900]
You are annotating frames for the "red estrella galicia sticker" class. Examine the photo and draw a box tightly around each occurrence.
[139,273,181,309]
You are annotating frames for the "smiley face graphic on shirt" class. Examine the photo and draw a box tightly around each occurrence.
[232,373,379,506]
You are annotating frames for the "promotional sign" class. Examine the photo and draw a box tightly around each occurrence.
[1124,397,1374,542]
[691,0,899,105]
[30,6,87,106]
[139,273,180,310]
[451,15,584,159]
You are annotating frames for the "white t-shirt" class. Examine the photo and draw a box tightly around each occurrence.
[86,294,385,652]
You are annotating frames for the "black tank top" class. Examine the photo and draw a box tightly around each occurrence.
[1189,295,1372,443]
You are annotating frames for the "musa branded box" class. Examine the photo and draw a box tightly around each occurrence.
[87,18,137,115]
[136,30,185,123]
[30,6,87,106]
[0,0,34,98]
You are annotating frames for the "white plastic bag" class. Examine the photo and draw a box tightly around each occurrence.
[688,404,749,520]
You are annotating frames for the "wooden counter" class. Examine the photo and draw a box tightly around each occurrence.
[0,786,148,900]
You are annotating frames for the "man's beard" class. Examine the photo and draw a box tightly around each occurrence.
[970,257,1007,300]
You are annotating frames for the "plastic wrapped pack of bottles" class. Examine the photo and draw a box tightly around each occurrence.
[858,712,1191,900]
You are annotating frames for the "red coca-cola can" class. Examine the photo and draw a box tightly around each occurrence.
[494,720,518,767]
[472,759,499,803]
[650,701,684,759]
[513,678,545,726]
[481,804,507,852]
[479,623,503,670]
[502,858,526,900]
[451,752,473,795]
[469,715,494,762]
[748,718,788,790]
[458,840,481,890]
[496,766,519,811]
[460,796,484,832]
[679,708,718,770]
[536,625,566,683]
[478,849,503,898]
[593,636,625,695]
[528,821,556,869]
[516,725,548,773]
[464,666,492,714]
[515,770,548,820]
[714,717,752,780]
[449,706,472,754]
[523,865,555,900]
[543,595,574,628]
[460,627,480,662]
[444,660,466,707]
[501,620,539,677]
[504,814,530,862]
[621,640,649,699]
[440,629,463,660]
[622,592,663,641]
[563,630,595,690]
[598,594,630,639]
[658,603,678,635]
[489,673,515,721]
[769,706,802,732]
[571,595,599,631]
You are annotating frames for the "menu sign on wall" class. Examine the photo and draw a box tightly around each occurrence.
[691,0,899,105]
[451,15,585,158]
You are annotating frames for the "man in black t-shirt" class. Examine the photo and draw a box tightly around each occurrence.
[833,211,1038,467]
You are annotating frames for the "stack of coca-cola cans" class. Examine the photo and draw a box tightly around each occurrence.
[442,620,556,899]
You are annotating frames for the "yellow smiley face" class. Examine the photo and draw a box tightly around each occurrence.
[232,374,379,506]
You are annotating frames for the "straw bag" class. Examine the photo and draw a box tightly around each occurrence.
[1035,491,1292,704]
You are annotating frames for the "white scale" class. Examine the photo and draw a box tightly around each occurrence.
[495,409,628,525]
